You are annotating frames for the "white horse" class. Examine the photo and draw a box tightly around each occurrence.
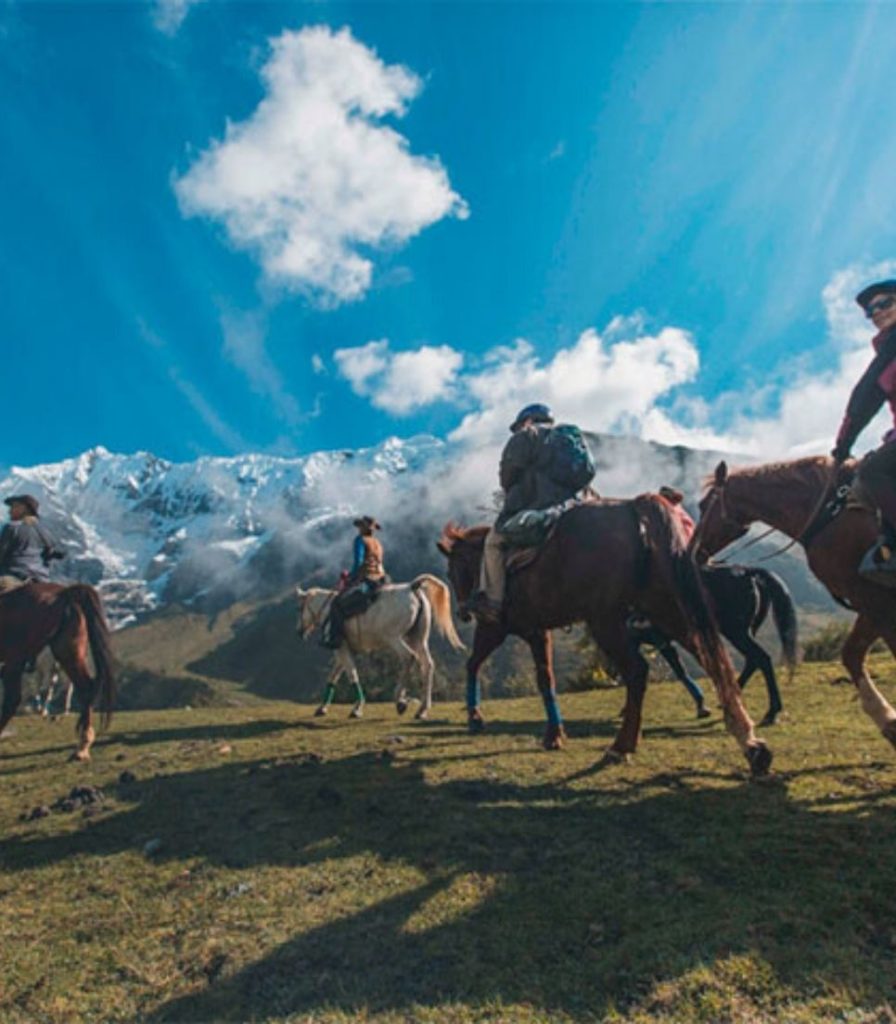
[296,575,465,720]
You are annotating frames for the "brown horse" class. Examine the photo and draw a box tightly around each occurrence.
[0,583,116,760]
[694,457,896,752]
[437,497,772,775]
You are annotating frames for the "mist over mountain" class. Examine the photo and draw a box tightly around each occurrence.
[0,432,836,631]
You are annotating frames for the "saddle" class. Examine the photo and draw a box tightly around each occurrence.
[337,578,386,620]
[502,497,595,577]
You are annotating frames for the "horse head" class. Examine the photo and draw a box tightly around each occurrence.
[695,461,750,561]
[295,586,332,640]
[436,522,487,622]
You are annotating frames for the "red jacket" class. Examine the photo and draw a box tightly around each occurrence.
[835,325,896,455]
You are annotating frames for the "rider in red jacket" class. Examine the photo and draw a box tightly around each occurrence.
[832,279,896,579]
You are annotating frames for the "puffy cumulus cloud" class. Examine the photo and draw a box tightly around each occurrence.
[335,339,464,415]
[152,0,202,35]
[450,320,700,444]
[173,26,468,305]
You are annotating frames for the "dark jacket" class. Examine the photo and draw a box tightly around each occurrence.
[0,517,65,582]
[835,325,896,456]
[497,423,581,526]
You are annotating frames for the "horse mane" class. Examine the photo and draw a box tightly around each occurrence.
[701,455,835,496]
[438,521,489,551]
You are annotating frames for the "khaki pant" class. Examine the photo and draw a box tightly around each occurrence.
[0,576,25,595]
[479,527,506,604]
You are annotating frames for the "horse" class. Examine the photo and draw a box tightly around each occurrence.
[0,583,116,761]
[694,456,896,752]
[437,497,772,775]
[296,575,465,720]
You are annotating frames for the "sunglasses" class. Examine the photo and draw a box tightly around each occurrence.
[865,295,896,318]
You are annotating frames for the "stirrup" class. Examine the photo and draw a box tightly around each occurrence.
[859,539,896,587]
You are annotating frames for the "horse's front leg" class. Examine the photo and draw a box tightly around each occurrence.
[0,663,25,741]
[466,624,505,734]
[525,630,566,749]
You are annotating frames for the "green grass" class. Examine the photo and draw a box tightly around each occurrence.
[2,659,896,1023]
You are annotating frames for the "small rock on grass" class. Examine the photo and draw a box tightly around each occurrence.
[143,837,164,857]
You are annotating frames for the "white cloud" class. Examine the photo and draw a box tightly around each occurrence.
[334,339,463,415]
[332,261,896,461]
[311,353,327,375]
[173,26,468,305]
[152,0,202,35]
[450,320,700,445]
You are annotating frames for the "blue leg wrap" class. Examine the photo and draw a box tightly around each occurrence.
[542,690,563,728]
[466,669,481,710]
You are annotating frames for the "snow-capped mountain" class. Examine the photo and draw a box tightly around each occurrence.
[0,432,833,629]
[0,436,448,627]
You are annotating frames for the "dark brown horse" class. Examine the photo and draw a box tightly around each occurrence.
[694,457,896,752]
[437,497,772,775]
[0,583,116,760]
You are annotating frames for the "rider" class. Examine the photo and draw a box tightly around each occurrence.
[320,515,387,649]
[468,403,594,624]
[0,495,65,594]
[831,279,896,578]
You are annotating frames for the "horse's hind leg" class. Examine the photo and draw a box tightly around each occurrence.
[0,663,25,740]
[524,631,565,749]
[591,618,649,759]
[50,616,96,761]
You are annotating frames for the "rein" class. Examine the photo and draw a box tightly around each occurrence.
[302,590,337,637]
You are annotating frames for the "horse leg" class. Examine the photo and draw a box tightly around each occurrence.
[465,624,505,734]
[51,626,97,762]
[347,658,365,719]
[728,630,782,726]
[525,630,565,749]
[592,618,649,759]
[842,614,896,749]
[0,663,25,740]
[315,658,344,717]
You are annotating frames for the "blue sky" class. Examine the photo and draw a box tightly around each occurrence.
[2,0,895,466]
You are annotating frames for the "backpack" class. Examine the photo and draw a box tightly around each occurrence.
[543,424,595,491]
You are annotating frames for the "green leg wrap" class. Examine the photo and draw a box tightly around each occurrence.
[322,683,336,707]
[352,680,366,705]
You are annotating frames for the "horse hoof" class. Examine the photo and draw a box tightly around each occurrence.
[601,748,629,766]
[69,751,90,763]
[746,741,773,777]
[542,724,566,750]
[467,711,485,735]
[313,706,328,718]
[696,706,712,720]
[349,706,364,720]
[759,713,779,728]
[396,700,409,716]
[414,709,430,721]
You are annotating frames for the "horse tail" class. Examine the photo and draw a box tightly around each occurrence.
[65,584,116,727]
[752,568,798,680]
[411,575,466,651]
[633,495,735,690]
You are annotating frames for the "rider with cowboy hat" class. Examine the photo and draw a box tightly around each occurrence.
[0,494,65,594]
[832,279,896,580]
[320,515,388,649]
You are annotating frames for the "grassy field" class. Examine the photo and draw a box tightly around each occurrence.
[2,659,896,1024]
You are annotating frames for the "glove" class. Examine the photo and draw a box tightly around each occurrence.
[831,444,850,465]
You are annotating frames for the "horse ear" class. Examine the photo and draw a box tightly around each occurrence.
[714,461,728,486]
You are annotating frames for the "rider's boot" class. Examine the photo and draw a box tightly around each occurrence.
[860,492,896,584]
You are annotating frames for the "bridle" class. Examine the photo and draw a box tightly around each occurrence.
[298,590,337,638]
[691,483,754,563]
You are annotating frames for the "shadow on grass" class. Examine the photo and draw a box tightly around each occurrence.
[2,737,896,1021]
